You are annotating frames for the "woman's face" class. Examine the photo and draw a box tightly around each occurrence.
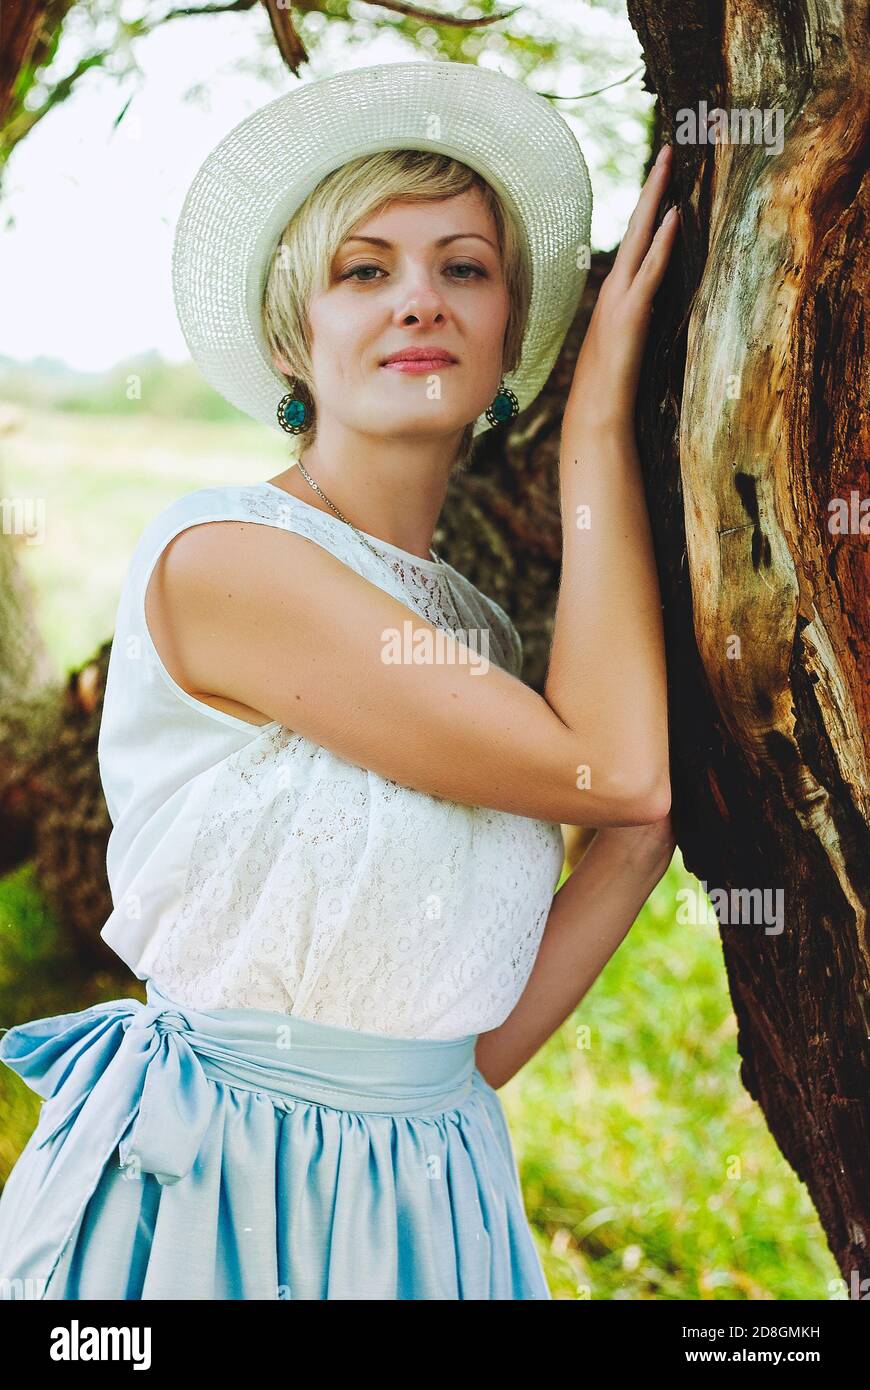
[300,188,510,442]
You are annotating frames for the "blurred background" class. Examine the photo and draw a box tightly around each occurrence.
[0,0,841,1299]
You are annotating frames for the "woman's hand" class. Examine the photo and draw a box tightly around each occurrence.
[567,144,680,429]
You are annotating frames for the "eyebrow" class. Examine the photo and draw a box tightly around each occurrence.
[342,233,497,250]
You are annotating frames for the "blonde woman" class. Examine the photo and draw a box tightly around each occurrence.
[0,62,677,1301]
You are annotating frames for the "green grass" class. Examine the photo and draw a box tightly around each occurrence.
[0,862,147,1182]
[501,860,839,1299]
[0,407,841,1298]
[3,407,287,676]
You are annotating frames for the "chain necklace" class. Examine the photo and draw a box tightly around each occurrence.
[295,460,465,632]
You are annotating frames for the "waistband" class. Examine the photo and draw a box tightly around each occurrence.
[139,979,479,1114]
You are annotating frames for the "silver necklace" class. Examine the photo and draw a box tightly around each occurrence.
[295,460,465,632]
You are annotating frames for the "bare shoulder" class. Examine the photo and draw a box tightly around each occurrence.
[152,513,338,609]
[144,517,334,728]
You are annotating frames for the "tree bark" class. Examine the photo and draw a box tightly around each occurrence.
[624,0,870,1285]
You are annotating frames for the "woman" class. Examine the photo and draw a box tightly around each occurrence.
[0,61,678,1300]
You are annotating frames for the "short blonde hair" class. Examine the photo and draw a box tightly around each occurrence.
[261,148,532,473]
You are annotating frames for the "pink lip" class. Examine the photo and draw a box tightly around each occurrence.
[381,358,457,374]
[380,348,458,372]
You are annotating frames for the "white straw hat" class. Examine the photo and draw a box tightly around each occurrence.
[171,60,592,439]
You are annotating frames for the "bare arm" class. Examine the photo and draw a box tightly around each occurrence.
[547,143,679,800]
[149,524,664,826]
[547,420,669,804]
[473,818,676,1090]
[148,152,678,828]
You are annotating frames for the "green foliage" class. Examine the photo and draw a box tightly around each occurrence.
[0,354,249,426]
[0,862,141,1181]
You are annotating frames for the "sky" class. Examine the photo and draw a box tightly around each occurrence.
[0,2,651,374]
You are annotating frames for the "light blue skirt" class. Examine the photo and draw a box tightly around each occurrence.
[0,981,550,1300]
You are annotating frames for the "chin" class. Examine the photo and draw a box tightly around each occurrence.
[363,407,469,439]
[375,397,475,428]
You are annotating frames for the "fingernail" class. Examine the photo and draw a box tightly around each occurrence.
[656,144,671,166]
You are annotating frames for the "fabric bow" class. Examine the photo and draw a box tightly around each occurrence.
[0,996,218,1294]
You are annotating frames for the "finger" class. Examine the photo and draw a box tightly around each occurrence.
[612,148,673,283]
[628,206,680,302]
[610,145,674,286]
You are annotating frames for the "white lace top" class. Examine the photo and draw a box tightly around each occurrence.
[97,482,565,1040]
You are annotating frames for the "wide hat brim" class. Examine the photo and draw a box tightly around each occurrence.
[171,60,592,439]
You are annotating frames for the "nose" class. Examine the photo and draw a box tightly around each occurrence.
[393,269,449,328]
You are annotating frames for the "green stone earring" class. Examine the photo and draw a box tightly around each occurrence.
[277,379,314,435]
[485,377,519,427]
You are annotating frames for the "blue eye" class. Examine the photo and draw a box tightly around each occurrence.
[342,265,384,282]
[448,263,486,279]
[341,265,383,282]
[340,262,486,282]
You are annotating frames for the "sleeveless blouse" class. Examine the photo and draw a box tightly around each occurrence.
[96,481,565,1040]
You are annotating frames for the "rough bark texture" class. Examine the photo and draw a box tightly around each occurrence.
[626,0,870,1283]
[28,641,116,969]
[0,627,116,970]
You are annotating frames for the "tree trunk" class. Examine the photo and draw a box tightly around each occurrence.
[624,0,870,1285]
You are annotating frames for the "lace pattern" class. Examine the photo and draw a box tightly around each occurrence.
[152,724,564,1037]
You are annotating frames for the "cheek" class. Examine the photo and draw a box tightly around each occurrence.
[309,303,372,385]
[466,286,510,353]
